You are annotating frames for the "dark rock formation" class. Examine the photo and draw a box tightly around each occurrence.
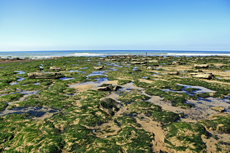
[99,98,119,115]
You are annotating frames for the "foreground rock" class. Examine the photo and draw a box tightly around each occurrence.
[190,73,213,79]
[50,66,62,72]
[94,66,104,70]
[99,98,119,115]
[28,72,63,79]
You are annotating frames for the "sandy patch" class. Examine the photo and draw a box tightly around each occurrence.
[163,65,193,71]
[94,120,121,138]
[74,85,94,91]
[138,79,153,84]
[202,131,230,153]
[135,116,173,153]
[106,80,118,85]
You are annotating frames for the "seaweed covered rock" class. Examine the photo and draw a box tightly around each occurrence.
[28,72,63,79]
[94,66,104,70]
[99,98,119,115]
[96,84,121,91]
[190,73,213,79]
[49,66,62,72]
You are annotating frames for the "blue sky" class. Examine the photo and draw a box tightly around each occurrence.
[0,0,230,51]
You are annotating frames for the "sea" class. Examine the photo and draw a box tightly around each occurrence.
[0,50,230,59]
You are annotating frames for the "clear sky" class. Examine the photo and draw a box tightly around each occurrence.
[0,0,230,51]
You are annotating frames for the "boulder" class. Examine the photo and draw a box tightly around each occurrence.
[194,64,209,68]
[168,71,179,75]
[96,86,111,91]
[50,66,62,72]
[99,98,119,115]
[28,72,63,79]
[190,73,213,79]
[211,106,225,113]
[94,65,104,70]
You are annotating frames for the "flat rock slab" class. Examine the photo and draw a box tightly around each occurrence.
[211,106,225,113]
[74,85,95,91]
[190,73,213,79]
[194,64,209,68]
[94,66,104,70]
[50,66,62,71]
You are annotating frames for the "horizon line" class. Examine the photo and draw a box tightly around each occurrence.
[1,49,230,52]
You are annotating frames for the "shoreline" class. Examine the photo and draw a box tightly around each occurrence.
[0,55,230,152]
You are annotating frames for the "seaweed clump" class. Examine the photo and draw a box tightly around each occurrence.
[165,122,209,152]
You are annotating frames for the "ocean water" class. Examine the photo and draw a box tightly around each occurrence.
[0,50,230,59]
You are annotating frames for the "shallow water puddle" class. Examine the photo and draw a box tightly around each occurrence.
[117,82,143,92]
[86,70,108,78]
[79,67,88,69]
[161,84,216,95]
[15,71,25,74]
[69,78,109,89]
[0,107,60,120]
[39,64,44,69]
[9,82,18,85]
[59,77,75,80]
[177,84,216,94]
[160,89,187,93]
[110,68,118,71]
[9,77,25,85]
[183,97,230,119]
[69,70,79,72]
[17,77,25,81]
[106,63,123,67]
